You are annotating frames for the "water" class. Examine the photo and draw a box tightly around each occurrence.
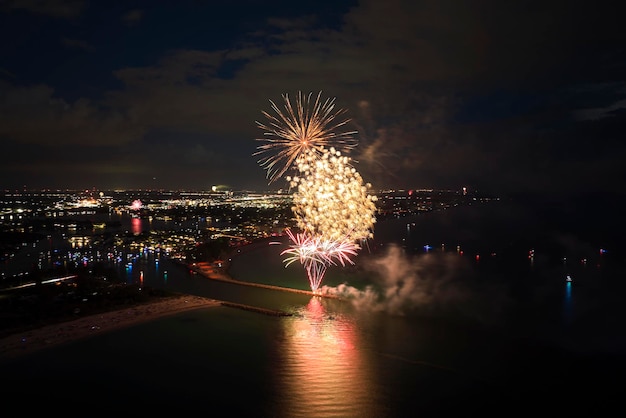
[2,197,626,416]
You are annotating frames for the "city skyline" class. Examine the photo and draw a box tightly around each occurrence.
[1,1,625,197]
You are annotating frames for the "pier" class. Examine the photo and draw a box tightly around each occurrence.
[219,301,292,316]
[187,261,342,300]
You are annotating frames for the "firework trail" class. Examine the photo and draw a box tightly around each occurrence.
[254,91,357,184]
[254,91,377,292]
[280,228,360,291]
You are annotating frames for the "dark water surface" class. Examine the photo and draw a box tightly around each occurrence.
[2,197,626,416]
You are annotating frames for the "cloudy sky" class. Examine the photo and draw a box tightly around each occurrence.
[1,0,624,196]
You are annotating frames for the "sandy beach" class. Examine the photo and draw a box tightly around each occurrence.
[0,240,256,361]
[0,238,286,361]
[0,295,221,360]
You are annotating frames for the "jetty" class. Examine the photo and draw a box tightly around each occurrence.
[219,301,292,316]
[187,261,342,300]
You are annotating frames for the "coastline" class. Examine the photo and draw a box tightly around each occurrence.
[0,295,221,360]
[0,236,316,360]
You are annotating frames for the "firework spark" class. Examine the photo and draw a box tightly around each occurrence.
[289,148,377,244]
[255,91,358,184]
[281,228,360,292]
[280,147,376,291]
[254,91,377,292]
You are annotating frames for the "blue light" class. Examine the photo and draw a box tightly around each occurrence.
[564,281,573,324]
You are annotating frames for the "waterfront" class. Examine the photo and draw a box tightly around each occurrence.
[1,196,625,416]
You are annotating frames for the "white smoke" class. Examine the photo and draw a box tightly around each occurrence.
[319,244,512,325]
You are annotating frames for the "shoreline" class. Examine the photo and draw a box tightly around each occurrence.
[0,236,318,360]
[0,295,221,361]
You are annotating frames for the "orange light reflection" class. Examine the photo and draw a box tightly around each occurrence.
[278,297,381,417]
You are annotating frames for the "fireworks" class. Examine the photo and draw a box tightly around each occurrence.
[281,228,360,291]
[289,148,377,244]
[131,199,143,210]
[254,91,377,292]
[254,91,357,184]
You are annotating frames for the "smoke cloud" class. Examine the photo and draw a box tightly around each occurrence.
[320,244,512,326]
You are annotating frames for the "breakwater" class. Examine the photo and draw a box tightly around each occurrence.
[219,301,292,316]
[187,261,342,300]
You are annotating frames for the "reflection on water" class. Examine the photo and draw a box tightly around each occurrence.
[131,217,142,235]
[277,297,384,418]
[564,281,573,324]
[3,200,626,415]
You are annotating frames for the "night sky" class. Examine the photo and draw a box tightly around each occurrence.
[1,0,624,196]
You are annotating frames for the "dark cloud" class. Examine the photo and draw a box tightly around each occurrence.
[61,37,93,51]
[0,81,143,146]
[0,0,624,194]
[121,9,143,26]
[2,0,86,18]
